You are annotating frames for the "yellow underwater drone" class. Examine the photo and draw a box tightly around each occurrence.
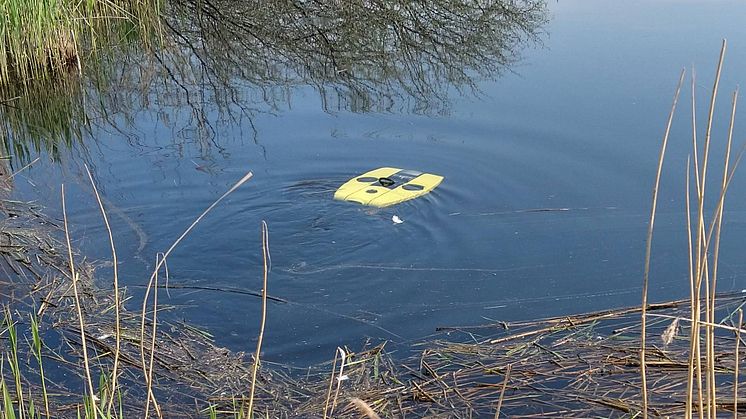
[333,167,443,207]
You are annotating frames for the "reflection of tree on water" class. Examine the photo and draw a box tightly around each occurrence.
[163,0,547,114]
[0,0,547,163]
[0,71,90,166]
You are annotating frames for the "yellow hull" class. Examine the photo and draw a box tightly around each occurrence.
[333,167,443,207]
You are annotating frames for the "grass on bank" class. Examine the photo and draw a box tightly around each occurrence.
[0,0,163,173]
[0,0,162,85]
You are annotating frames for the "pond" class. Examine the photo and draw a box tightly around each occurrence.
[5,0,746,368]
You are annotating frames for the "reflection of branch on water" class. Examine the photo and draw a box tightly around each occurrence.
[0,71,91,165]
[0,0,547,163]
[165,0,548,115]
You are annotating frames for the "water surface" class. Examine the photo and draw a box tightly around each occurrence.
[6,0,746,366]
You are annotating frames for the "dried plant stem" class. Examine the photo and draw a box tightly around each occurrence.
[350,398,381,419]
[148,254,163,418]
[84,165,122,415]
[710,41,727,419]
[684,39,728,419]
[694,39,726,419]
[494,364,512,418]
[704,262,713,419]
[148,171,254,277]
[140,252,162,419]
[7,157,40,180]
[686,69,706,419]
[330,347,348,417]
[685,155,704,419]
[61,184,97,419]
[139,171,253,417]
[640,68,685,419]
[685,157,693,310]
[735,309,743,419]
[323,349,340,418]
[707,86,738,419]
[247,221,270,417]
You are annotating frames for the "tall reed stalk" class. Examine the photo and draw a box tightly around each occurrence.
[675,39,746,419]
[139,170,253,417]
[61,184,97,419]
[84,165,122,417]
[687,70,706,419]
[685,40,728,419]
[641,39,746,419]
[640,68,686,419]
[247,221,270,417]
[735,309,743,419]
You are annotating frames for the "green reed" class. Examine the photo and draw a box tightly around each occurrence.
[0,0,162,167]
[0,71,87,164]
[29,313,50,418]
[0,0,161,86]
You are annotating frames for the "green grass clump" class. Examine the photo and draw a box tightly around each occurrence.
[0,0,161,85]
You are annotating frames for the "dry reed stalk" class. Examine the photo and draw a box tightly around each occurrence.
[687,69,703,419]
[494,364,512,418]
[61,184,97,418]
[686,40,727,419]
[702,40,726,419]
[330,347,348,417]
[640,68,686,419]
[247,221,270,417]
[686,72,705,419]
[707,86,738,419]
[349,398,381,419]
[146,171,254,278]
[322,349,340,418]
[84,165,122,416]
[686,156,694,313]
[735,309,742,419]
[7,157,40,180]
[140,252,162,418]
[149,253,164,418]
[705,261,713,419]
[138,171,253,417]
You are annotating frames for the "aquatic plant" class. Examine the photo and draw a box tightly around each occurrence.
[0,0,161,85]
[0,0,163,172]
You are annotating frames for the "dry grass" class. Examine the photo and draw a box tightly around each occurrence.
[247,220,270,417]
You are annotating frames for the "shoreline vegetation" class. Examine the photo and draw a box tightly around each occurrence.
[0,0,164,167]
[0,1,744,417]
[0,0,162,86]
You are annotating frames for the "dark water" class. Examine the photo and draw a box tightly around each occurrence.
[7,0,746,366]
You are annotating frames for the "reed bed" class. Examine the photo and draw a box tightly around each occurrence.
[200,294,746,418]
[0,0,162,85]
[0,191,300,417]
